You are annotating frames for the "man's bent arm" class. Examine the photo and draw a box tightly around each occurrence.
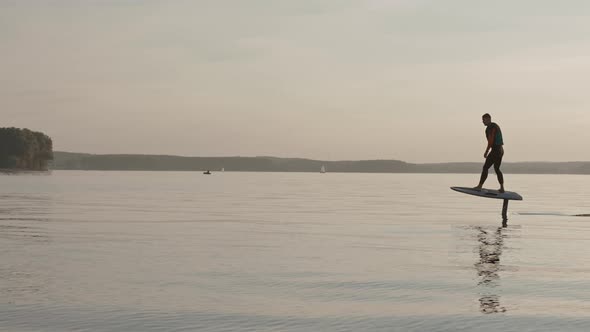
[486,127,497,152]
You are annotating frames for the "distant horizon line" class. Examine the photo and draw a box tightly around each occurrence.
[54,151,590,165]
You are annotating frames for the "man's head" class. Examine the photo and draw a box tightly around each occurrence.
[482,113,492,126]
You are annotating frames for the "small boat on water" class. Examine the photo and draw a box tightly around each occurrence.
[203,170,212,175]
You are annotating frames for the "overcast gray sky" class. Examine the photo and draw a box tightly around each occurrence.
[2,0,590,162]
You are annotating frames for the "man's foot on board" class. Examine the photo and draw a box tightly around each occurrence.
[473,186,482,191]
[498,187,505,193]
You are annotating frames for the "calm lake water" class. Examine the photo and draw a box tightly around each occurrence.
[1,171,590,331]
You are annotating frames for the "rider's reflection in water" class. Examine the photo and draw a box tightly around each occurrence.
[475,226,507,314]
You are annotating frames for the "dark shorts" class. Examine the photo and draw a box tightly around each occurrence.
[484,146,504,169]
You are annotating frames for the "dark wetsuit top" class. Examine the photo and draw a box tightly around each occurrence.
[485,122,503,151]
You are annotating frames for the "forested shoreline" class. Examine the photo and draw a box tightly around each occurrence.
[0,127,53,171]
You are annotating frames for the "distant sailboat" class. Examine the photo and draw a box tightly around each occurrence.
[320,165,326,173]
[221,167,225,172]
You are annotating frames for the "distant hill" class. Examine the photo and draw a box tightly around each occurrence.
[51,152,590,174]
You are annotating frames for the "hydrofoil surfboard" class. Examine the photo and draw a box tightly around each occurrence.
[451,187,523,201]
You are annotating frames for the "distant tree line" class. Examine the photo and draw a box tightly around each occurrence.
[51,151,590,174]
[0,127,53,170]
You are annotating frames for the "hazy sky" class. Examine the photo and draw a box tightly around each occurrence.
[2,1,590,162]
